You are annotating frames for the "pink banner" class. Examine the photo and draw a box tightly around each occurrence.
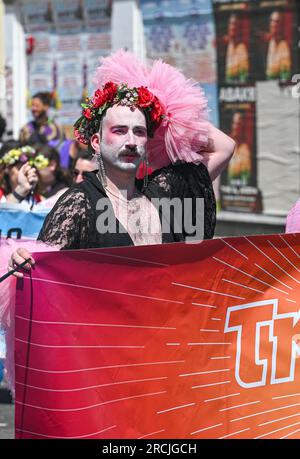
[15,234,300,439]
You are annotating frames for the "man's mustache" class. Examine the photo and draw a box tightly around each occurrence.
[119,148,144,157]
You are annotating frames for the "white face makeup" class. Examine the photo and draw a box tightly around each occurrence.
[92,104,148,176]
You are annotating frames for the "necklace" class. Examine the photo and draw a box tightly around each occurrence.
[105,186,142,203]
[97,171,142,204]
[95,171,161,246]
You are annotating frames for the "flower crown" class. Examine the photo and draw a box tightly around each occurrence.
[0,146,49,169]
[74,82,164,145]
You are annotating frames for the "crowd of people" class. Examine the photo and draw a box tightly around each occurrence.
[0,92,97,209]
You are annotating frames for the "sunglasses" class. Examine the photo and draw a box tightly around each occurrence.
[72,169,82,178]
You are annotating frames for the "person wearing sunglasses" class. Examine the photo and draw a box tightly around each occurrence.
[71,150,97,184]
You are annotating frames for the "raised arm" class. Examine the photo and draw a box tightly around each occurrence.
[201,123,236,182]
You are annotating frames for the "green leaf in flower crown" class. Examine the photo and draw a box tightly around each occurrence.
[98,102,109,115]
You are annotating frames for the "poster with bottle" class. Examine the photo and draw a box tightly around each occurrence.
[219,87,262,213]
[214,0,252,86]
[253,0,299,83]
[214,0,300,215]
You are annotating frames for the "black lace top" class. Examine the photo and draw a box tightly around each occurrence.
[38,162,216,249]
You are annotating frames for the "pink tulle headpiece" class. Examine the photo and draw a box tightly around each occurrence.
[79,50,209,169]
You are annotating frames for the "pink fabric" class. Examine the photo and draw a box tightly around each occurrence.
[94,50,209,169]
[0,239,59,390]
[286,198,300,233]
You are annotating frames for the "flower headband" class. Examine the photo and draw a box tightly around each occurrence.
[92,50,209,169]
[74,81,164,145]
[0,146,49,169]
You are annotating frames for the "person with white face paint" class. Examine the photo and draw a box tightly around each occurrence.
[8,50,235,276]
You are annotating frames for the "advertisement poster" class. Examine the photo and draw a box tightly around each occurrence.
[21,0,112,131]
[214,1,251,85]
[84,0,111,32]
[256,81,300,216]
[219,86,262,213]
[20,0,54,33]
[85,32,112,95]
[54,35,85,124]
[52,0,84,35]
[214,0,300,215]
[141,0,213,18]
[253,0,299,83]
[28,57,54,95]
[141,0,218,125]
[142,2,216,83]
[26,33,56,121]
[14,235,300,438]
[21,0,111,34]
[214,1,259,213]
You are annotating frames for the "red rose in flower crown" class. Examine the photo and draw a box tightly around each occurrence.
[83,108,93,120]
[74,129,89,145]
[151,97,163,123]
[102,82,118,102]
[137,87,155,108]
[93,89,106,108]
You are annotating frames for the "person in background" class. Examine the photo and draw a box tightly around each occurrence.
[0,141,20,200]
[48,138,93,171]
[32,144,72,199]
[0,144,71,205]
[69,139,89,164]
[48,137,75,169]
[0,145,42,205]
[71,149,97,184]
[19,92,63,145]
